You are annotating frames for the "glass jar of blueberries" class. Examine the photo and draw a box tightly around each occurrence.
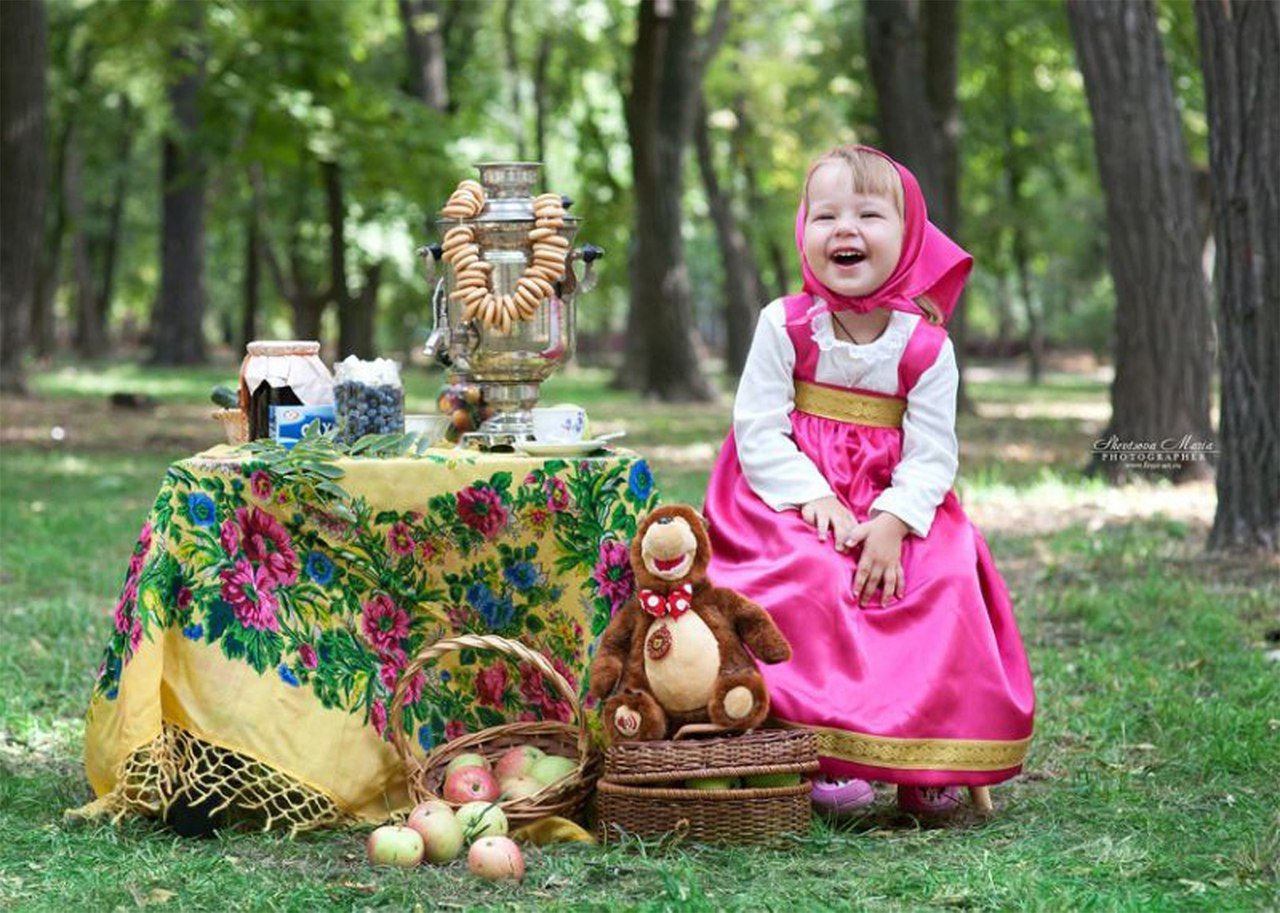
[333,356,404,444]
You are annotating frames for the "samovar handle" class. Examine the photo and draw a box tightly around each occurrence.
[570,244,605,295]
[419,244,452,366]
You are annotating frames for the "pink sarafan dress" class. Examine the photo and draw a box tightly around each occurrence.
[704,294,1035,787]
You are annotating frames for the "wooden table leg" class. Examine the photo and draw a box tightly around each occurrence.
[969,785,994,815]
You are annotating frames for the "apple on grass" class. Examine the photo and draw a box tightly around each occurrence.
[528,754,577,788]
[366,825,425,868]
[444,752,491,777]
[494,745,546,782]
[468,836,525,883]
[455,801,509,842]
[405,801,465,864]
[444,766,500,804]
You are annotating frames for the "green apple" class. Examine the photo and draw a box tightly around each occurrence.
[742,772,804,788]
[444,752,490,777]
[529,754,577,787]
[684,776,738,790]
[455,801,509,842]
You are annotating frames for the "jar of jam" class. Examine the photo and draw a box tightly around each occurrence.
[239,341,334,441]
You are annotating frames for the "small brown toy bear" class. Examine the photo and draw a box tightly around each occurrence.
[588,504,792,742]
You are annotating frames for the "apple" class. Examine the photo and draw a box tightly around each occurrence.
[499,775,544,801]
[495,744,546,782]
[742,772,804,788]
[405,802,465,864]
[444,766,500,804]
[468,835,525,883]
[455,801,509,841]
[444,752,491,777]
[684,776,738,790]
[366,825,425,868]
[528,754,577,788]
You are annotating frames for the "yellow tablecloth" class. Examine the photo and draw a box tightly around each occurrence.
[79,445,658,831]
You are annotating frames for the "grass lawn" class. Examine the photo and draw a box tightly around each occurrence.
[1,361,1276,911]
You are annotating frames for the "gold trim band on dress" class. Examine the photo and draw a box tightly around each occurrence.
[774,719,1031,771]
[793,381,906,428]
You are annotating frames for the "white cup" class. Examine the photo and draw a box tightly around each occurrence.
[531,406,587,443]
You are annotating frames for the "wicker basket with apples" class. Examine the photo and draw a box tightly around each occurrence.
[388,633,600,828]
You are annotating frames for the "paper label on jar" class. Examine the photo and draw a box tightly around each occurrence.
[270,404,337,449]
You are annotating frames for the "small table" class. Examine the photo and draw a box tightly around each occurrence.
[79,444,658,831]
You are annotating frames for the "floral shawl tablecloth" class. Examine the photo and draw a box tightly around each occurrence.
[79,445,658,831]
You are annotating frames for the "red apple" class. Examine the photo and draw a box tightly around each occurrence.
[366,825,424,868]
[455,801,508,841]
[405,801,465,864]
[444,752,491,777]
[499,775,543,801]
[444,765,500,804]
[468,836,525,883]
[494,744,546,782]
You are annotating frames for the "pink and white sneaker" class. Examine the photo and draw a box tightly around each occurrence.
[897,784,964,816]
[810,776,876,816]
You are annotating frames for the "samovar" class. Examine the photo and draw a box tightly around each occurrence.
[419,162,602,448]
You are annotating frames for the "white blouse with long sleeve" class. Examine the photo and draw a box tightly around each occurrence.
[732,298,959,538]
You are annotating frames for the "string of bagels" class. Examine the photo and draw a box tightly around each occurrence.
[439,179,569,333]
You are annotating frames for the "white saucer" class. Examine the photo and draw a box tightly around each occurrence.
[516,435,622,457]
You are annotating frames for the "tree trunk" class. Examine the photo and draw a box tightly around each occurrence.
[150,2,208,365]
[998,27,1042,385]
[242,199,261,352]
[500,0,526,160]
[1197,1,1280,551]
[864,0,944,209]
[731,92,789,302]
[252,162,330,342]
[695,95,764,376]
[1013,236,1044,386]
[325,160,378,358]
[618,0,728,401]
[66,131,105,358]
[398,0,449,111]
[88,96,134,357]
[1067,0,1214,483]
[1,0,47,394]
[864,0,974,410]
[533,33,551,166]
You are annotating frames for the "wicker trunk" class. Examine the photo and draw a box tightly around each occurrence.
[595,729,818,845]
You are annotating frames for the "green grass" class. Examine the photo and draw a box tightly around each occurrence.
[2,364,1277,911]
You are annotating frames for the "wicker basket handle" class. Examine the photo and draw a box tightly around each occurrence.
[387,632,591,773]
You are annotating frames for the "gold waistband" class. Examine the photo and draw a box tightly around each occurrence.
[794,381,906,428]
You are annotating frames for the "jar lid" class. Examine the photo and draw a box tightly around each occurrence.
[246,340,321,357]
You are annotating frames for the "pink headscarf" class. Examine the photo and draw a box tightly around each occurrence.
[795,146,972,324]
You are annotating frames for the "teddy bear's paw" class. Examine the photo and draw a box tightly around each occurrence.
[722,685,755,720]
[614,705,643,736]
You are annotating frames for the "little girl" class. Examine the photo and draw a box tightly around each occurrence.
[704,146,1035,816]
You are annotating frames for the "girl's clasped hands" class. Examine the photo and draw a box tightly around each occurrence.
[801,496,908,606]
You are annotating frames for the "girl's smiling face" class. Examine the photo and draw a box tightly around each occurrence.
[803,161,904,299]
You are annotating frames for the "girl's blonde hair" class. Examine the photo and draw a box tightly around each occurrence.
[804,146,904,218]
[803,146,943,325]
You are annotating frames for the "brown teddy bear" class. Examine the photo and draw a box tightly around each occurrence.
[588,504,792,742]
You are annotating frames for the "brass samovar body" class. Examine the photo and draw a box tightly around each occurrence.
[420,162,601,447]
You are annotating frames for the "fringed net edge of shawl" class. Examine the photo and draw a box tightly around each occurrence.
[67,724,356,835]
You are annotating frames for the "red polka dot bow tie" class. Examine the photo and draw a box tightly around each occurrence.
[638,583,693,619]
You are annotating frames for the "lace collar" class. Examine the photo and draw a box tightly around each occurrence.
[810,303,917,361]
